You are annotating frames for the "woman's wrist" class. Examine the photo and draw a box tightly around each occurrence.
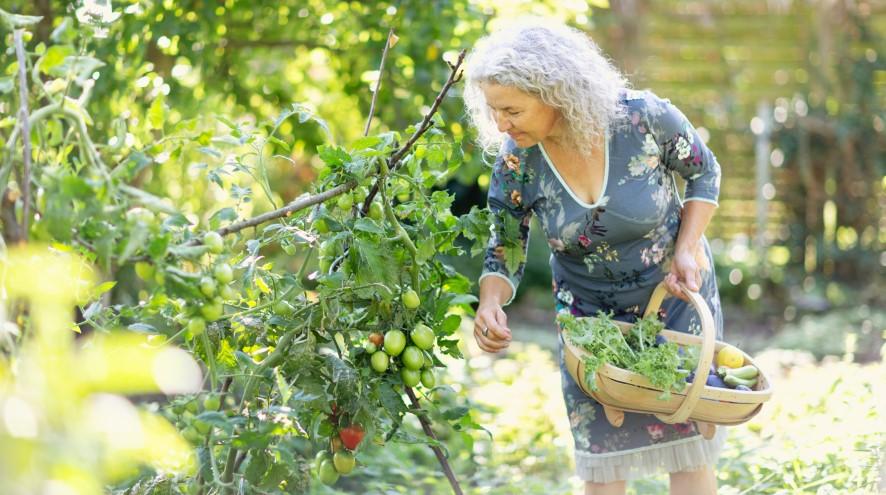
[673,240,698,256]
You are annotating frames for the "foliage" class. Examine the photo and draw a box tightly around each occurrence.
[558,311,689,399]
[768,306,886,363]
[0,6,502,494]
[0,246,199,494]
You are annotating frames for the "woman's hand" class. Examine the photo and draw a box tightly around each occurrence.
[665,248,701,302]
[473,303,512,353]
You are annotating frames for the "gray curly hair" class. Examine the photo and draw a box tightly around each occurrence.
[463,18,629,158]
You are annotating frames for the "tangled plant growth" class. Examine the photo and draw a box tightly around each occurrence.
[0,9,496,494]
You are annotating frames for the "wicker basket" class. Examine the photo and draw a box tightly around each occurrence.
[562,282,773,439]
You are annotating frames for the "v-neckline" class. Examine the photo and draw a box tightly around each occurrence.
[538,134,610,209]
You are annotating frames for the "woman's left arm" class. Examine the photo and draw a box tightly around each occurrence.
[653,94,723,300]
[666,201,717,300]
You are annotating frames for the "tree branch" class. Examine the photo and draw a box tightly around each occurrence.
[389,50,466,170]
[215,181,356,238]
[359,50,466,214]
[364,29,395,136]
[13,30,32,242]
[405,387,464,495]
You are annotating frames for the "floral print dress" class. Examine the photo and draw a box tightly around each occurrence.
[479,90,727,483]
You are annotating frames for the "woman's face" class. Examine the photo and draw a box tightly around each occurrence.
[480,82,563,148]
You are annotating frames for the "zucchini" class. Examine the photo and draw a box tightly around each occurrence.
[723,374,757,389]
[718,364,759,380]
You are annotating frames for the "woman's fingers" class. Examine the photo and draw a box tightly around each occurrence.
[664,273,689,302]
[473,307,512,353]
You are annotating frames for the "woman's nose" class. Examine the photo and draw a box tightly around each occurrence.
[494,112,512,132]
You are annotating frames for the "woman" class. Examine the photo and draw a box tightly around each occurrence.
[464,19,725,495]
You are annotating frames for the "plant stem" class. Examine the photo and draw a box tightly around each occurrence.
[378,159,420,290]
[405,387,463,495]
[199,331,218,392]
[13,30,31,242]
[220,328,300,489]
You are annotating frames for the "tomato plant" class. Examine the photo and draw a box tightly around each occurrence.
[0,13,491,493]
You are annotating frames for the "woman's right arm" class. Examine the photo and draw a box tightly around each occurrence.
[474,274,513,353]
[473,144,531,353]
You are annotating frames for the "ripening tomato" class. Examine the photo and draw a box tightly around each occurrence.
[333,451,356,474]
[368,333,384,347]
[338,424,365,451]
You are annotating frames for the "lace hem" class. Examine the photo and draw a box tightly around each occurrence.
[574,426,728,483]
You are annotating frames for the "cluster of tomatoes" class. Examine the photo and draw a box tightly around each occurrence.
[314,405,364,485]
[365,290,437,389]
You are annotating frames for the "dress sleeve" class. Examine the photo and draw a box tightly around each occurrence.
[479,145,533,306]
[654,97,722,207]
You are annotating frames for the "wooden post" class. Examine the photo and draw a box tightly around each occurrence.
[754,101,772,270]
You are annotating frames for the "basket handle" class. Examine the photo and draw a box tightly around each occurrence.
[644,282,717,425]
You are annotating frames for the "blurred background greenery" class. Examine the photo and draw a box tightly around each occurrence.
[2,0,884,493]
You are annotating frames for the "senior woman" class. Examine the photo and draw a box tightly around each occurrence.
[464,19,726,495]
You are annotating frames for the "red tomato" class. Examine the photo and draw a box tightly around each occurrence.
[338,424,365,451]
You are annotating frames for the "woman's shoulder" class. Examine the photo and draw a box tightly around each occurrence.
[619,89,673,115]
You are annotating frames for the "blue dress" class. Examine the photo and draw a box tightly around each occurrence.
[480,90,727,483]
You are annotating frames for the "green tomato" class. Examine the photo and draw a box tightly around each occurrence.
[187,317,206,336]
[420,369,436,388]
[203,395,220,411]
[364,342,377,354]
[182,426,203,444]
[203,231,224,254]
[367,201,384,221]
[370,351,389,373]
[401,289,420,310]
[383,330,406,357]
[126,207,155,225]
[318,459,340,485]
[333,451,356,475]
[200,277,217,298]
[336,194,354,211]
[201,299,224,321]
[315,217,330,234]
[134,261,155,281]
[219,284,238,301]
[401,368,421,388]
[213,263,234,284]
[319,240,337,258]
[193,419,211,435]
[274,300,295,317]
[401,346,424,371]
[315,450,333,467]
[410,323,435,350]
[422,351,434,369]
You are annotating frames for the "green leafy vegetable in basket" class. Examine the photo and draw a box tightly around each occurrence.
[558,311,691,400]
